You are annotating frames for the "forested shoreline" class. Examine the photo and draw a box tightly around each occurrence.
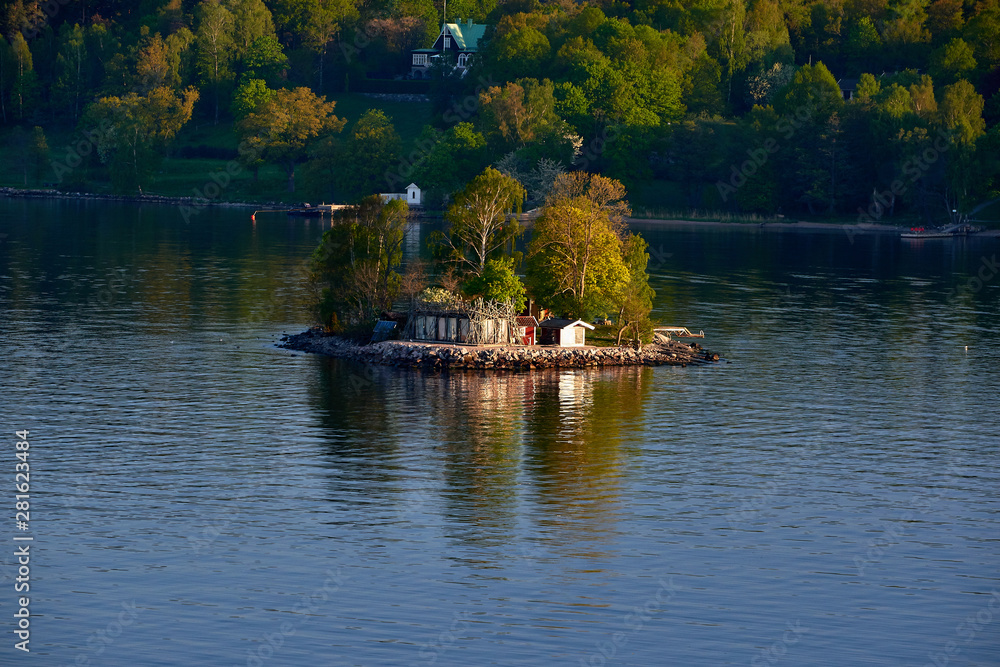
[0,0,997,222]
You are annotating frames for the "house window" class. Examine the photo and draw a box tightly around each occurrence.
[413,53,427,66]
[457,53,468,68]
[444,36,450,49]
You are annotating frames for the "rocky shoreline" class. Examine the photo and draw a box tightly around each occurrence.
[279,328,722,369]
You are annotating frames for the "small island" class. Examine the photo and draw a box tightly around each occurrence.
[281,327,720,370]
[282,170,722,369]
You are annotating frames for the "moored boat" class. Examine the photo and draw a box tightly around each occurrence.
[286,203,323,217]
[900,223,981,239]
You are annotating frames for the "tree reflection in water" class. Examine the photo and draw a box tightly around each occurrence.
[312,360,653,559]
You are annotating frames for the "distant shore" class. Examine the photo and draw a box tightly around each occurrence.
[280,328,722,369]
[3,187,995,235]
[0,186,275,209]
[628,216,1000,235]
[628,216,900,231]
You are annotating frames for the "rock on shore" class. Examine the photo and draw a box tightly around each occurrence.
[279,329,722,369]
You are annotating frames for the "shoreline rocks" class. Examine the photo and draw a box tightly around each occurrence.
[279,328,722,370]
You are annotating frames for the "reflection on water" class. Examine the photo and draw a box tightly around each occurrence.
[312,362,657,558]
[0,201,998,665]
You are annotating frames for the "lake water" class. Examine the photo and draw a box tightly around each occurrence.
[1,199,998,666]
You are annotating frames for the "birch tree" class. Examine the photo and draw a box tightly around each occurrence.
[437,167,526,277]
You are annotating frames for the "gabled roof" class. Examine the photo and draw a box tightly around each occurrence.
[444,22,487,51]
[538,318,595,330]
[515,316,538,328]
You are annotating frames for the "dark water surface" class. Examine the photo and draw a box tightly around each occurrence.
[1,200,998,666]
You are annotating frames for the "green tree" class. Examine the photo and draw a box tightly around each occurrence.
[436,167,526,277]
[932,80,985,218]
[133,32,173,92]
[82,86,200,193]
[195,0,235,123]
[131,28,195,94]
[938,78,985,145]
[881,0,932,63]
[773,62,844,121]
[305,0,357,93]
[309,196,409,331]
[525,172,631,319]
[270,0,357,91]
[927,0,965,39]
[299,134,340,201]
[480,17,551,83]
[335,109,401,201]
[963,0,1000,73]
[854,72,881,103]
[462,256,527,311]
[241,35,287,85]
[479,79,571,153]
[230,77,273,119]
[613,233,655,346]
[8,32,36,121]
[929,37,976,85]
[229,0,276,62]
[684,51,725,115]
[416,122,489,195]
[712,0,749,107]
[236,87,345,192]
[0,37,13,124]
[478,78,578,170]
[53,24,88,121]
[845,16,883,72]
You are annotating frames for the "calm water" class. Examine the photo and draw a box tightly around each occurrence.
[1,200,998,666]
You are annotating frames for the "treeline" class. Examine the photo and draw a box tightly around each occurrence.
[424,0,999,219]
[0,0,997,218]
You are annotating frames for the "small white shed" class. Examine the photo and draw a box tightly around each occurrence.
[538,318,595,347]
[406,183,422,205]
[380,183,422,206]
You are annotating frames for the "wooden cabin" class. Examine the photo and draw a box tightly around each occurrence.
[538,318,595,347]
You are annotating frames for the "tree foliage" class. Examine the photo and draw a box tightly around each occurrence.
[236,86,344,191]
[436,166,526,277]
[614,233,655,346]
[462,256,527,311]
[335,108,401,201]
[0,0,994,222]
[309,196,409,332]
[525,172,631,319]
[81,85,199,193]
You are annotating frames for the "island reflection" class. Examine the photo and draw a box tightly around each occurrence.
[312,362,654,556]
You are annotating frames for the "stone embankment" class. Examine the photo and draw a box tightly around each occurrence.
[280,329,722,369]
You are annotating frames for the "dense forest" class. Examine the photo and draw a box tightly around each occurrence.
[1,0,998,221]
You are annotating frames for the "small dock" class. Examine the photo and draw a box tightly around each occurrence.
[251,203,351,221]
[653,327,705,342]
